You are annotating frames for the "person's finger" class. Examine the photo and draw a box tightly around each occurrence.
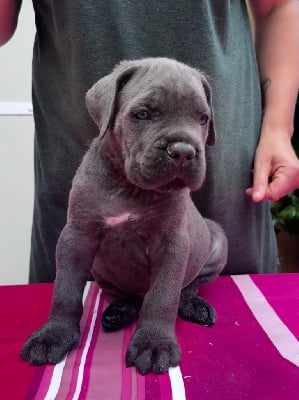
[251,159,271,202]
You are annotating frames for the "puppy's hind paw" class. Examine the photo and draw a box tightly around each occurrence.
[178,295,216,326]
[101,297,142,332]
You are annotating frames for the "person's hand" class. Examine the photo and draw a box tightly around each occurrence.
[246,131,299,202]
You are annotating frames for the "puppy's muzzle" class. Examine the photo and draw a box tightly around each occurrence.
[166,142,196,167]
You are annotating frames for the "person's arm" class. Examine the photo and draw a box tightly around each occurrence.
[0,0,22,46]
[246,0,299,202]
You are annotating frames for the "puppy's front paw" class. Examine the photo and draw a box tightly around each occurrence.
[125,326,181,375]
[21,320,80,365]
[178,295,216,326]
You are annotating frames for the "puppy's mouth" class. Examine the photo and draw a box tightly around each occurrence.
[126,160,203,192]
[155,178,188,192]
[125,145,205,192]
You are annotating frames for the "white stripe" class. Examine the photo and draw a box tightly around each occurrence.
[72,289,101,400]
[43,359,67,400]
[169,367,186,400]
[43,282,92,400]
[232,274,299,367]
[82,281,91,305]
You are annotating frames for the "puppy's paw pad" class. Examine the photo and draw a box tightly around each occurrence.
[179,296,216,326]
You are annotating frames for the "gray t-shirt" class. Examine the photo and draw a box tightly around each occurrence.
[29,0,278,282]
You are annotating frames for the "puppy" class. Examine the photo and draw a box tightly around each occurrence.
[22,58,228,375]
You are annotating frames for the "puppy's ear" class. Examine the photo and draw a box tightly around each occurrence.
[86,63,138,138]
[201,75,216,147]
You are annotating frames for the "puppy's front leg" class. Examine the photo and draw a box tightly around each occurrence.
[126,234,189,375]
[21,222,100,365]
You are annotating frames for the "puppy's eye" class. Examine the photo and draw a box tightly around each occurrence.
[133,110,151,120]
[199,113,209,125]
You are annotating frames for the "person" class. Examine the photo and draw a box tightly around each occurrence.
[1,1,299,283]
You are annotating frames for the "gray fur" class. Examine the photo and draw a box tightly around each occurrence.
[21,58,227,375]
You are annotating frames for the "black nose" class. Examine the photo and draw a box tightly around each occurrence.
[166,142,196,165]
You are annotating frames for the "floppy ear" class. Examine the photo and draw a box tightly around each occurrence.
[86,63,138,138]
[201,75,216,147]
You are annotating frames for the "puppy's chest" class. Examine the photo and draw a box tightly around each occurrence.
[102,211,151,255]
[104,211,138,227]
[95,212,153,295]
[103,210,157,234]
[100,206,177,261]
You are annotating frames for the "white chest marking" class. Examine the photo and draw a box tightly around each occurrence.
[105,212,136,227]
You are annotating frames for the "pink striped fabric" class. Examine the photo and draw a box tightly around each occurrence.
[26,275,299,400]
[251,273,299,341]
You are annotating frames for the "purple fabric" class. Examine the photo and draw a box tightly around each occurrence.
[178,275,299,399]
[6,275,297,399]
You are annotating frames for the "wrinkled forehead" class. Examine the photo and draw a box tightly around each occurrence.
[119,66,208,113]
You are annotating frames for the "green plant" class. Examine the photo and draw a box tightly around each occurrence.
[271,189,299,235]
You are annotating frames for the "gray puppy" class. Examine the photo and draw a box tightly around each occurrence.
[22,58,228,375]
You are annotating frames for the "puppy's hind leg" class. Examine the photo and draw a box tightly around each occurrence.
[101,296,143,332]
[179,219,228,327]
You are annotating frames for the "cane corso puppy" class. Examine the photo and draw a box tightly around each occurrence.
[22,58,228,375]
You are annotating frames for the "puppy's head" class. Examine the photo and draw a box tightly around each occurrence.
[86,58,216,192]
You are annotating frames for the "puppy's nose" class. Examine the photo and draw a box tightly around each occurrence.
[166,142,196,165]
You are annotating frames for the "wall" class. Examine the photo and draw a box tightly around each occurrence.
[0,2,35,284]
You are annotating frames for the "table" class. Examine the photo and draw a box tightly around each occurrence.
[1,274,299,400]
